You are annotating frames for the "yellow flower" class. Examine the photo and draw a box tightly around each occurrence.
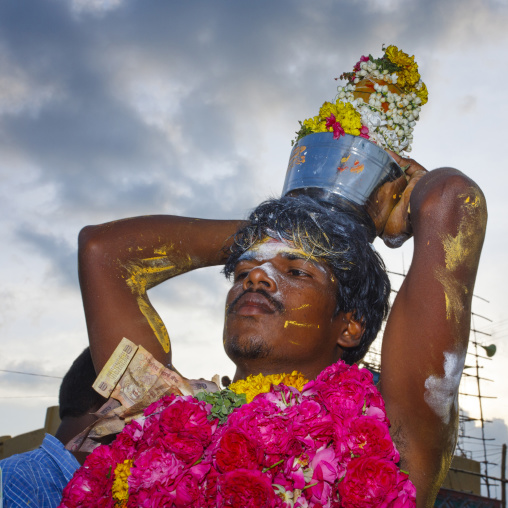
[384,45,425,95]
[333,102,362,136]
[319,101,338,119]
[385,45,415,69]
[397,64,420,89]
[302,115,327,133]
[112,460,133,503]
[229,371,309,403]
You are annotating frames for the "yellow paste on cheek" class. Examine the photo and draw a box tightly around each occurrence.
[284,321,320,329]
[291,304,311,311]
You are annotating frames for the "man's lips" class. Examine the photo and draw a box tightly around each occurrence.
[228,289,284,316]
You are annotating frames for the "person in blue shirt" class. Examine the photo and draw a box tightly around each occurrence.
[0,348,105,507]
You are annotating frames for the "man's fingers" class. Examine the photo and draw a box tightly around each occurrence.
[386,150,428,177]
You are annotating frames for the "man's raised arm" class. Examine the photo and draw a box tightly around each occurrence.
[78,216,244,372]
[379,159,488,506]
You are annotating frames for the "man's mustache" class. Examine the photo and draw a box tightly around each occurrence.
[227,288,285,315]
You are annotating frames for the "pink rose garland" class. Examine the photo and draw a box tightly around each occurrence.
[59,361,416,507]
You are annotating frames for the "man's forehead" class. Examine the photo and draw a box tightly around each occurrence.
[238,237,321,265]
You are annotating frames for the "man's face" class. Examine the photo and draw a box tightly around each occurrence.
[223,238,347,379]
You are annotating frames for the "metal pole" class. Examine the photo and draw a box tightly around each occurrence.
[473,320,491,498]
[502,443,506,508]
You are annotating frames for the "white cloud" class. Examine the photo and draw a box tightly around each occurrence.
[0,49,61,118]
[70,0,125,16]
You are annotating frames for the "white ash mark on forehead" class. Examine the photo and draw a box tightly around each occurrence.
[424,351,465,424]
[239,240,327,274]
[238,240,296,262]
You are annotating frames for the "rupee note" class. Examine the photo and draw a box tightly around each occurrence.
[69,340,221,453]
[110,345,163,408]
[92,337,137,398]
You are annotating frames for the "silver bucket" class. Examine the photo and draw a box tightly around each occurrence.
[282,133,406,241]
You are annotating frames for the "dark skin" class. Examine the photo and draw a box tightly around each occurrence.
[55,407,103,465]
[78,155,487,507]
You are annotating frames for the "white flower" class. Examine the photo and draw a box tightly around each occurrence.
[360,107,386,129]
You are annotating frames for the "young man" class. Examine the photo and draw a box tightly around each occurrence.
[0,348,105,507]
[78,154,487,507]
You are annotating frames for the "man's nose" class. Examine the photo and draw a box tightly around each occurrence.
[243,266,277,292]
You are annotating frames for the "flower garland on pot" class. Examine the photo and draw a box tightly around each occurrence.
[294,45,428,154]
[59,360,415,507]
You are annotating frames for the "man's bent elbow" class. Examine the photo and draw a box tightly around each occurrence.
[78,224,110,270]
[411,168,488,237]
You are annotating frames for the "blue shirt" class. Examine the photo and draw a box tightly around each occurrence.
[0,433,80,507]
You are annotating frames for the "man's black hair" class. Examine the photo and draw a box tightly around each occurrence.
[223,195,390,365]
[59,347,105,419]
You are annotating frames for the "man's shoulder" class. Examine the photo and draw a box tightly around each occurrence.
[0,445,43,474]
[0,434,79,506]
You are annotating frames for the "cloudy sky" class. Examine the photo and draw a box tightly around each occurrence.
[1,0,507,487]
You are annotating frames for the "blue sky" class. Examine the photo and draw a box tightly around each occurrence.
[1,0,507,489]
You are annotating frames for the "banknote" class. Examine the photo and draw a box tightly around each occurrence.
[110,345,164,408]
[68,338,221,452]
[92,337,137,398]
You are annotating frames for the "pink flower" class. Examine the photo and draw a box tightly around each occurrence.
[280,455,307,490]
[332,122,345,140]
[307,447,344,505]
[214,428,263,473]
[353,55,370,72]
[346,416,399,462]
[317,377,366,420]
[324,114,346,140]
[128,446,184,493]
[359,125,370,139]
[391,472,417,507]
[59,445,116,507]
[364,386,389,423]
[314,359,350,383]
[141,396,214,464]
[216,469,280,507]
[289,399,333,449]
[325,114,337,129]
[144,393,178,416]
[173,467,208,507]
[338,456,408,507]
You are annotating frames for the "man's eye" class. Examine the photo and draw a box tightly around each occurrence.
[288,268,310,277]
[234,271,249,282]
